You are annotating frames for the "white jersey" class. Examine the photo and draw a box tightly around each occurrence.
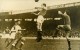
[10,25,21,39]
[11,25,21,33]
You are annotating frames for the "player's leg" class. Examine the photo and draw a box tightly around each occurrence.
[37,27,42,42]
[37,15,44,31]
[64,25,71,38]
[39,23,43,31]
[6,39,14,48]
[5,38,11,47]
[36,31,42,42]
[10,39,19,50]
[53,25,64,38]
[10,32,18,48]
[36,15,44,42]
[66,31,71,50]
[6,32,16,48]
[36,21,42,42]
[36,22,44,42]
[64,25,71,50]
[11,39,18,47]
[37,22,40,31]
[11,36,21,49]
[18,38,25,50]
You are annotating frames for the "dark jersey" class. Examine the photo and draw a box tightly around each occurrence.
[38,8,47,16]
[60,14,71,25]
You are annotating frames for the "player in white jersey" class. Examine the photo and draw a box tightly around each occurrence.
[32,3,47,42]
[6,20,21,48]
[5,20,24,50]
[10,21,21,39]
[10,20,25,50]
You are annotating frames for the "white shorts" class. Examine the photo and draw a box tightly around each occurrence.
[10,32,16,39]
[37,15,44,23]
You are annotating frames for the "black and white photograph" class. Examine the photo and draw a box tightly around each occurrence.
[0,0,80,50]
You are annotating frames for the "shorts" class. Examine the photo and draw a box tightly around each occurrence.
[58,25,71,31]
[10,32,16,39]
[37,15,44,23]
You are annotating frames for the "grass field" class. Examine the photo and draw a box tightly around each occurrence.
[0,35,80,50]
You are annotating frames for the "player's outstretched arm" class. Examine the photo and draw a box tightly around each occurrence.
[31,12,39,15]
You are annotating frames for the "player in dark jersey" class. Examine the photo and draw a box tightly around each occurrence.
[53,11,71,50]
[54,11,71,38]
[32,3,47,42]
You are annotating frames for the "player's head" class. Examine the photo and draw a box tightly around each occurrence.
[58,11,63,14]
[15,20,21,25]
[41,3,46,7]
